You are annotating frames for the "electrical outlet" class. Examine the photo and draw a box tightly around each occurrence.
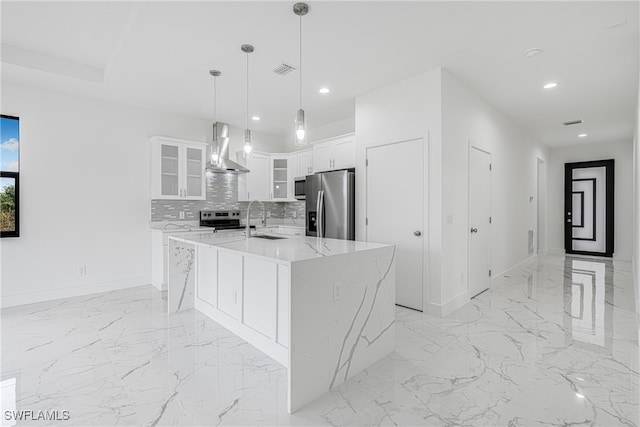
[267,211,271,218]
[179,211,185,219]
[333,282,343,301]
[447,214,454,224]
[292,211,297,218]
[78,265,87,277]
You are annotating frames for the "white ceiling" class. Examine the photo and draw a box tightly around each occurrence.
[1,1,638,147]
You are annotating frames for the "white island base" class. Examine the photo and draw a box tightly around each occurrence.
[168,235,396,413]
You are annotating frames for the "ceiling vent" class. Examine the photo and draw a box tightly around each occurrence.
[563,119,583,126]
[272,62,297,76]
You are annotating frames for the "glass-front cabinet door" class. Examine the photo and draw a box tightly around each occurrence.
[185,146,205,198]
[160,143,181,198]
[271,156,291,200]
[272,157,289,200]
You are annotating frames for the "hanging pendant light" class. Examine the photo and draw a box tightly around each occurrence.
[209,69,221,165]
[241,44,254,157]
[293,2,309,146]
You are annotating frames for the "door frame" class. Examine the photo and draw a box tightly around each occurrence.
[467,143,492,296]
[564,159,614,257]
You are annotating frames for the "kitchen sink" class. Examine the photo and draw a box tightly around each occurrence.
[252,235,288,240]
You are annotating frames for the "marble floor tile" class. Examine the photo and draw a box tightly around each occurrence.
[1,254,638,426]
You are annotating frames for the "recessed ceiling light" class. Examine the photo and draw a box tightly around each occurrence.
[251,116,261,121]
[543,82,558,89]
[319,87,330,94]
[578,133,587,138]
[524,48,542,58]
[576,393,585,399]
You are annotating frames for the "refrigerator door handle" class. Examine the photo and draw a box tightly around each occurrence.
[316,190,322,238]
[318,190,325,238]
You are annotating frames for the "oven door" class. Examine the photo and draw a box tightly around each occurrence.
[294,177,306,200]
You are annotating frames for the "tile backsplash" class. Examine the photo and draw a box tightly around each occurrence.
[151,172,305,225]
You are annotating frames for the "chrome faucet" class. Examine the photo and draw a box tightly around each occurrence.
[246,200,266,238]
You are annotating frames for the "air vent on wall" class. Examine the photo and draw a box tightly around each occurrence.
[272,62,297,76]
[563,119,584,126]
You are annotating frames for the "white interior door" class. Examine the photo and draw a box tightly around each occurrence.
[366,139,424,311]
[469,146,491,298]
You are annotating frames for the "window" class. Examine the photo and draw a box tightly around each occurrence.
[1,115,20,237]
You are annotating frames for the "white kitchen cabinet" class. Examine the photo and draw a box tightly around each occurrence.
[150,136,207,200]
[196,245,218,308]
[313,134,355,172]
[237,151,270,201]
[271,155,294,200]
[313,142,333,173]
[295,149,314,177]
[243,257,277,339]
[218,251,243,320]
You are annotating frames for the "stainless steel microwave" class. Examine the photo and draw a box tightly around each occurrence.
[294,177,306,200]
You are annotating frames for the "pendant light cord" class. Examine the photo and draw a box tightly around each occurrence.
[246,51,250,130]
[299,13,303,109]
[213,75,217,123]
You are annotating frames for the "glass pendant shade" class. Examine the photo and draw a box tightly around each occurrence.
[243,128,253,155]
[294,108,307,146]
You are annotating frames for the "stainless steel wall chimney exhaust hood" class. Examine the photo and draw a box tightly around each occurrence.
[207,122,250,174]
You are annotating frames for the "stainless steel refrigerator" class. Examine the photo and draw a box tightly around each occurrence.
[305,170,355,240]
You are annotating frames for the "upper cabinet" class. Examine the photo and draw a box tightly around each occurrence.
[296,149,314,177]
[237,152,270,201]
[313,133,355,173]
[150,136,206,200]
[271,155,293,201]
[236,133,354,202]
[238,152,297,201]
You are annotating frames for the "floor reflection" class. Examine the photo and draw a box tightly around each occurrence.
[563,257,614,351]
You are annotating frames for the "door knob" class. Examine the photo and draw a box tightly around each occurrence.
[414,231,422,236]
[470,228,478,233]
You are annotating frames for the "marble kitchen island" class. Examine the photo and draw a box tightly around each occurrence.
[168,233,396,413]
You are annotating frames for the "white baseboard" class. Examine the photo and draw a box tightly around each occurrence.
[1,276,151,308]
[425,291,469,317]
[546,248,566,256]
[493,254,538,279]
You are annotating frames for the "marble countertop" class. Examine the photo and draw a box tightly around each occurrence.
[169,233,393,264]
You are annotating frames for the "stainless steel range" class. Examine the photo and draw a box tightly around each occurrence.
[199,210,254,231]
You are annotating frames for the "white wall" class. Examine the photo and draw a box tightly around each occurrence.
[0,80,283,307]
[547,140,634,260]
[355,68,443,314]
[355,68,549,317]
[440,69,549,313]
[631,81,639,309]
